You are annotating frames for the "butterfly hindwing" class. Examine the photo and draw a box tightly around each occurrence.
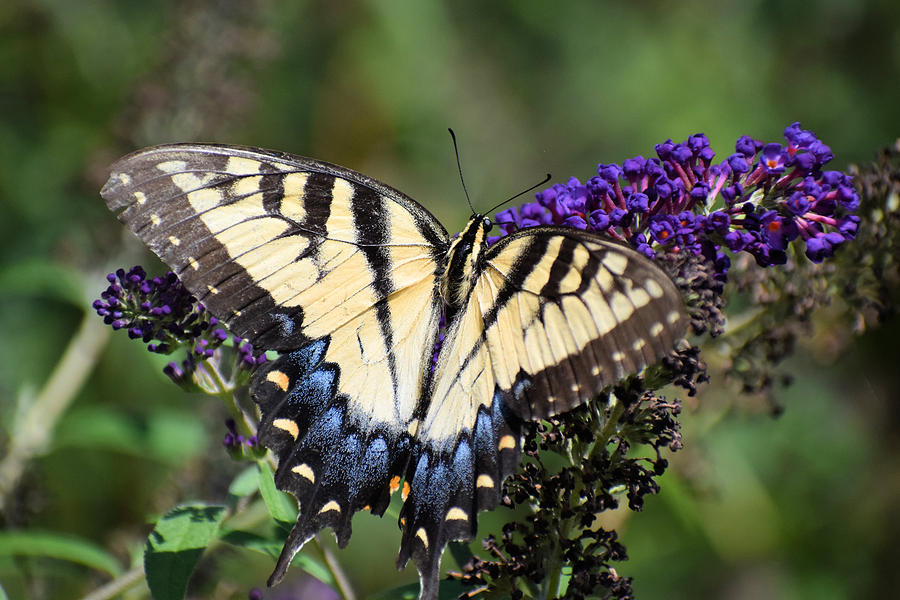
[252,339,414,585]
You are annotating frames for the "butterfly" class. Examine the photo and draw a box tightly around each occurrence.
[101,143,686,599]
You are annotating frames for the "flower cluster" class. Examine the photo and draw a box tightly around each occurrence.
[223,418,258,452]
[453,375,687,599]
[93,266,266,385]
[494,123,859,280]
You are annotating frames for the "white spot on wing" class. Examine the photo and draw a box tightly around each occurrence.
[445,507,468,521]
[476,474,494,488]
[610,292,634,322]
[604,252,628,275]
[645,278,665,299]
[416,528,429,548]
[629,286,651,308]
[156,160,187,173]
[225,156,261,176]
[319,501,341,514]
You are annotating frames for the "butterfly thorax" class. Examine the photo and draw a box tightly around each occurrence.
[439,214,492,310]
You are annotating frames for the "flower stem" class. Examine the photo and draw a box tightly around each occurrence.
[78,565,145,600]
[594,393,625,455]
[0,311,109,513]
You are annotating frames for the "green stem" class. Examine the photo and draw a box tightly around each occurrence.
[312,537,357,600]
[78,565,145,600]
[0,311,109,514]
[542,516,571,599]
[593,393,625,457]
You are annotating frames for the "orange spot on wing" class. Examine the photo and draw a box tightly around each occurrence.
[265,370,290,392]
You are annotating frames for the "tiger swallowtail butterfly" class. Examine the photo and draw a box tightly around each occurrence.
[101,143,686,599]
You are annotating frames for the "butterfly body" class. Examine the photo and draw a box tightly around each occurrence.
[102,144,686,599]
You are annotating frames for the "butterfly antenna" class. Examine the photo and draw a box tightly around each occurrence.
[448,128,476,215]
[484,172,552,218]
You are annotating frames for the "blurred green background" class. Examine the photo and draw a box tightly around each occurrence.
[1,0,899,598]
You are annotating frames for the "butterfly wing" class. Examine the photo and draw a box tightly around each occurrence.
[102,144,448,351]
[101,144,450,584]
[398,226,687,596]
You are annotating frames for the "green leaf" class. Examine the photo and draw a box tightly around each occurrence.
[0,259,85,306]
[227,466,259,498]
[54,407,206,465]
[218,530,284,556]
[218,530,336,587]
[145,410,207,464]
[369,579,467,600]
[257,461,297,528]
[144,503,226,600]
[447,541,474,569]
[0,530,122,577]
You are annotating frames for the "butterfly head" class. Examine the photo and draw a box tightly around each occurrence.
[440,214,493,309]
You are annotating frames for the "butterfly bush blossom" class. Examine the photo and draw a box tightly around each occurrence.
[93,266,266,452]
[494,122,859,280]
[93,266,266,383]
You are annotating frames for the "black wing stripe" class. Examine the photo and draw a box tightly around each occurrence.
[350,185,399,397]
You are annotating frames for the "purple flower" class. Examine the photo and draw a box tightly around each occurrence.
[633,233,655,258]
[706,211,730,234]
[760,143,787,174]
[94,265,266,384]
[727,154,751,175]
[609,208,631,227]
[648,216,676,245]
[597,163,622,183]
[736,135,762,158]
[655,139,676,161]
[837,215,860,239]
[562,214,588,229]
[784,122,817,148]
[495,121,856,280]
[671,144,693,164]
[805,234,832,263]
[589,209,610,230]
[786,192,811,216]
[627,192,650,214]
[760,211,799,251]
[622,156,647,182]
